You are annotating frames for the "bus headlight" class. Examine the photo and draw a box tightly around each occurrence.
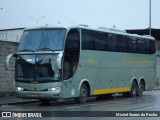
[48,87,60,92]
[16,87,24,91]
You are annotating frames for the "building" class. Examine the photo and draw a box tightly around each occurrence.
[0,28,25,42]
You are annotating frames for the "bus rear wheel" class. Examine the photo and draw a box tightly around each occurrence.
[76,84,88,103]
[129,80,139,97]
[123,81,138,97]
[137,80,145,96]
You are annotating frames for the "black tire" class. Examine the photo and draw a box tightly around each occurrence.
[137,80,145,96]
[76,84,88,103]
[123,81,138,97]
[130,81,138,97]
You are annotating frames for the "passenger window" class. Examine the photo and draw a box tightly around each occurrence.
[150,40,156,54]
[107,34,118,52]
[138,38,145,54]
[82,30,94,50]
[94,32,107,51]
[118,35,129,52]
[82,29,107,51]
[129,37,137,53]
[144,39,150,54]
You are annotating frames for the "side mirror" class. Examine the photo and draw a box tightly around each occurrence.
[56,53,63,69]
[5,53,15,70]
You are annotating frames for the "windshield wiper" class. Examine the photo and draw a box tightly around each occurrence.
[36,48,54,52]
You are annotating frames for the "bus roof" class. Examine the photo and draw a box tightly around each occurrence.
[24,24,155,40]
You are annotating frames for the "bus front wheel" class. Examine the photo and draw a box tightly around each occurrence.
[76,84,88,103]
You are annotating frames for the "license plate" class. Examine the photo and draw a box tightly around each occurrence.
[32,93,39,97]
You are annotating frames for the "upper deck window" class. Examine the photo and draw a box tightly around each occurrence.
[129,37,138,53]
[18,29,66,52]
[82,29,107,51]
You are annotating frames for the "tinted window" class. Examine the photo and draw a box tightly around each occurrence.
[82,29,107,51]
[94,32,107,50]
[82,30,94,50]
[118,35,129,52]
[81,29,155,54]
[107,34,118,51]
[150,40,156,54]
[65,29,80,50]
[144,39,150,54]
[138,38,145,54]
[129,37,137,53]
[64,29,80,80]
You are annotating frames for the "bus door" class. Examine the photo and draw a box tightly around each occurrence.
[62,29,80,98]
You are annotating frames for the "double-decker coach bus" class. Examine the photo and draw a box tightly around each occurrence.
[6,25,156,103]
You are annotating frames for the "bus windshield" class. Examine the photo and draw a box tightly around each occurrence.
[16,54,62,82]
[18,29,66,52]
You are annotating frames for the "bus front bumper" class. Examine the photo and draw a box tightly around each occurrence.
[16,90,61,100]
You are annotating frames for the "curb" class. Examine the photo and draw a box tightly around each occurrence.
[154,87,160,90]
[154,84,160,90]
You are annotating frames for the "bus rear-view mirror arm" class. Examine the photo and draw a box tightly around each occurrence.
[5,53,15,70]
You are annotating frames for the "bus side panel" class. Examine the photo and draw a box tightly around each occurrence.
[79,50,156,96]
[62,50,156,98]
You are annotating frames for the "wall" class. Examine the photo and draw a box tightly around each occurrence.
[0,41,19,96]
[0,28,24,42]
[0,28,23,96]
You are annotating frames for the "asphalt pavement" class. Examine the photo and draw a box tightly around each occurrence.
[0,84,160,106]
[0,96,38,106]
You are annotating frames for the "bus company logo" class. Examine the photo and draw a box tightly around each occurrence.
[1,112,11,117]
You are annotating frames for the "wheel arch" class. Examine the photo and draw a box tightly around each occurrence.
[138,77,146,91]
[130,77,138,88]
[78,79,91,96]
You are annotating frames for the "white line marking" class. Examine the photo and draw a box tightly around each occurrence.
[134,106,159,111]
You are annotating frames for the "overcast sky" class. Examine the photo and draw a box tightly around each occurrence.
[0,0,160,30]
